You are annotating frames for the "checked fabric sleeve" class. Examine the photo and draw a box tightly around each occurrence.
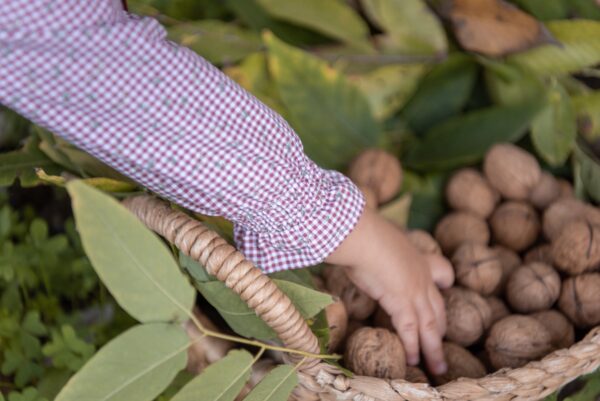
[0,0,365,273]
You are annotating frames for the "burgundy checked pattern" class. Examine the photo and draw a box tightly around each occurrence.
[0,0,365,272]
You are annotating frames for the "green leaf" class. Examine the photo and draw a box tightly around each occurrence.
[403,172,446,231]
[171,350,253,401]
[575,139,600,203]
[67,181,195,323]
[7,388,47,401]
[257,0,370,49]
[404,101,543,171]
[42,325,95,371]
[511,0,569,20]
[196,279,332,340]
[265,32,381,169]
[571,0,600,20]
[0,137,59,187]
[573,91,600,142]
[362,0,447,55]
[483,59,545,106]
[510,20,600,76]
[22,311,47,337]
[243,364,298,401]
[352,65,427,120]
[402,54,477,134]
[168,20,262,65]
[531,80,576,166]
[55,324,188,401]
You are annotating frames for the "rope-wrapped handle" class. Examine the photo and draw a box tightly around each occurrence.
[122,195,321,370]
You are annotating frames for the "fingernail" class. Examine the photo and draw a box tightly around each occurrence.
[435,362,447,374]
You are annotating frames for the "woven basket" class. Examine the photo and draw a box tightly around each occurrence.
[122,195,600,401]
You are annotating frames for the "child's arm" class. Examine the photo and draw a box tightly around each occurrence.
[0,1,451,374]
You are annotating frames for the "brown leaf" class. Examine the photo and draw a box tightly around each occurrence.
[443,0,557,57]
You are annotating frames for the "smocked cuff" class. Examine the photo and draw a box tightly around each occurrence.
[233,170,365,273]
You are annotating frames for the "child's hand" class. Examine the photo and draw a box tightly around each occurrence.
[326,207,454,375]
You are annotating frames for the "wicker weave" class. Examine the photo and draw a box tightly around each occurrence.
[122,195,600,401]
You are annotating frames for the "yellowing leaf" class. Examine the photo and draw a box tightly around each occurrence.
[379,194,412,227]
[510,20,600,75]
[257,0,370,49]
[362,0,447,55]
[265,32,381,169]
[67,181,195,323]
[55,324,188,401]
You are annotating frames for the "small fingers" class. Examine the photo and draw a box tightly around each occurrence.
[427,254,454,289]
[390,306,420,366]
[416,298,447,375]
[430,286,447,337]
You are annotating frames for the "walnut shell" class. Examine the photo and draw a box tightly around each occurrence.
[524,244,554,266]
[530,172,561,210]
[486,296,510,325]
[344,327,406,379]
[452,243,502,295]
[551,221,600,275]
[490,201,540,252]
[531,310,575,350]
[444,287,492,346]
[405,366,429,384]
[446,168,499,218]
[484,144,542,200]
[506,263,561,313]
[407,229,441,255]
[324,266,376,320]
[491,245,521,295]
[348,149,402,204]
[542,198,600,240]
[485,315,553,369]
[559,273,600,328]
[434,212,490,255]
[185,307,234,374]
[432,342,486,385]
[326,298,348,352]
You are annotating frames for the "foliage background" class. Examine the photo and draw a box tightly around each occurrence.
[3,0,600,400]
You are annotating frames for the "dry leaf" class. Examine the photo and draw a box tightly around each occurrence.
[443,0,557,57]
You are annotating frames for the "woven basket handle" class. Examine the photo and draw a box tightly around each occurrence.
[122,195,321,370]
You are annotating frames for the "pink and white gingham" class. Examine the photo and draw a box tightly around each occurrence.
[0,0,365,273]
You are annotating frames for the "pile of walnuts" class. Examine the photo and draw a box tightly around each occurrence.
[318,144,600,385]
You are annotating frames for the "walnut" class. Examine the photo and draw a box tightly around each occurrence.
[542,198,600,240]
[326,298,348,352]
[185,307,234,374]
[432,342,486,385]
[491,245,521,295]
[486,296,510,325]
[558,273,600,328]
[506,262,561,313]
[530,172,561,210]
[557,178,574,199]
[485,315,553,369]
[551,221,600,275]
[434,212,490,255]
[446,168,499,218]
[524,244,554,266]
[348,149,402,204]
[444,287,492,346]
[324,266,376,320]
[405,366,429,383]
[452,243,502,295]
[344,327,406,379]
[531,310,575,350]
[407,229,441,255]
[358,185,379,209]
[490,201,540,252]
[484,143,542,200]
[373,306,394,331]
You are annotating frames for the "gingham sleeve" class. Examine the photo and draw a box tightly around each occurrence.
[0,0,365,273]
